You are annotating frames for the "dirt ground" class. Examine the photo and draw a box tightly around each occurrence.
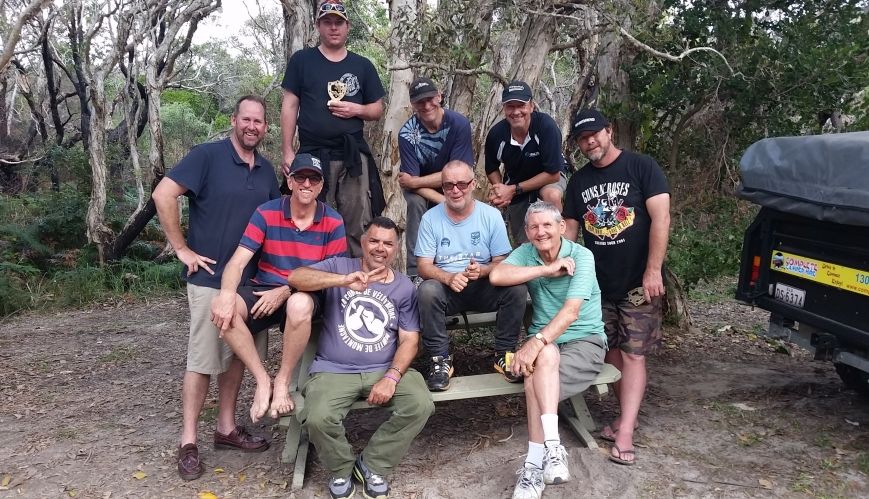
[2,278,868,499]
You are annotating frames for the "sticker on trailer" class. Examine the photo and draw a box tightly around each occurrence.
[770,250,869,297]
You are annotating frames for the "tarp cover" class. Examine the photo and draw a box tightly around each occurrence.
[736,131,869,226]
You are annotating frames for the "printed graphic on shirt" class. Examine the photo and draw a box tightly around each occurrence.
[399,116,450,166]
[340,73,360,97]
[580,181,635,242]
[338,288,397,353]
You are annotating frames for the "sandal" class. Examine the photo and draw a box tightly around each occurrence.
[608,444,636,466]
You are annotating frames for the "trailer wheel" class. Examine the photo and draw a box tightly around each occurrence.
[835,363,869,396]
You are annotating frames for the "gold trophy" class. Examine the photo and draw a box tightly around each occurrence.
[327,80,347,105]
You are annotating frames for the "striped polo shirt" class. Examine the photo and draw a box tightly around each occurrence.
[239,197,348,286]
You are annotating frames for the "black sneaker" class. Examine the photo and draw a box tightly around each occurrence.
[494,352,523,383]
[328,475,356,499]
[410,275,424,288]
[353,456,389,499]
[427,355,453,391]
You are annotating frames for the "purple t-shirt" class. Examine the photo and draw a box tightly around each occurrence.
[308,257,420,374]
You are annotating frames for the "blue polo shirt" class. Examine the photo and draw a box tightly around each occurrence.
[167,138,280,289]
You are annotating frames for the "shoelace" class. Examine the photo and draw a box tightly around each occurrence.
[432,360,450,374]
[544,446,567,466]
[515,466,542,488]
[367,473,385,486]
[332,477,349,486]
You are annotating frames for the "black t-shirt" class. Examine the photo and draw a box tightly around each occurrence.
[563,150,669,300]
[281,47,386,145]
[484,111,568,204]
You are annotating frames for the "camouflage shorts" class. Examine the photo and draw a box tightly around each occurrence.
[601,288,663,356]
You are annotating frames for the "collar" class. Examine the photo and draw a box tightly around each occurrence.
[225,138,266,169]
[282,197,325,224]
[531,237,572,265]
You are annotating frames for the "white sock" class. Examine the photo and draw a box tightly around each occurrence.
[541,414,560,446]
[525,441,545,469]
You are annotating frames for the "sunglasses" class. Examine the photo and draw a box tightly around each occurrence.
[442,180,474,192]
[319,2,346,13]
[291,174,323,185]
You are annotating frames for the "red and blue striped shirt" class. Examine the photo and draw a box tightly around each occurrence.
[240,197,348,286]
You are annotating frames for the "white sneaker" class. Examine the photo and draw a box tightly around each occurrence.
[512,465,544,499]
[542,443,570,484]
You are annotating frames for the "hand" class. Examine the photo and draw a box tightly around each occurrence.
[282,150,296,177]
[545,257,575,278]
[210,292,236,333]
[463,259,481,281]
[642,268,666,302]
[176,247,216,277]
[447,272,469,293]
[489,182,515,209]
[327,100,359,119]
[250,286,290,319]
[367,377,397,406]
[398,172,417,190]
[344,267,388,291]
[510,340,543,377]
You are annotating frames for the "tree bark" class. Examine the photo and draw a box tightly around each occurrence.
[444,0,496,117]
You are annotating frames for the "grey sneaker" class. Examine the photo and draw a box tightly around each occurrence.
[329,475,355,499]
[353,456,389,499]
[542,442,570,484]
[426,355,454,391]
[512,465,544,499]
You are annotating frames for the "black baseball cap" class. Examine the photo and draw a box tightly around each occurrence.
[501,80,533,103]
[570,109,610,138]
[409,77,439,103]
[289,154,324,175]
[317,0,348,21]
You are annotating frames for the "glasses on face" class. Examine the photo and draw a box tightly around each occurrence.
[291,174,323,186]
[442,180,474,192]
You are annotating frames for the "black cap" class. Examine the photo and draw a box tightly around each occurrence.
[409,77,439,103]
[317,0,348,21]
[570,109,610,138]
[289,153,324,175]
[501,80,533,103]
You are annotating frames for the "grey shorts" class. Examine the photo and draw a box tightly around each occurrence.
[186,283,267,375]
[557,334,606,401]
[507,172,568,244]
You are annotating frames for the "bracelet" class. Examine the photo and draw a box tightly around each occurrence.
[383,373,401,383]
[387,367,403,377]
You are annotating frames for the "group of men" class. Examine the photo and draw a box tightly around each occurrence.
[151,0,671,498]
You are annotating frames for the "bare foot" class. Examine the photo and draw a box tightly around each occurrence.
[250,381,271,424]
[269,378,294,419]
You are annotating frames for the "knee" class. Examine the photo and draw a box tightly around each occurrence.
[403,191,426,210]
[504,283,528,303]
[621,351,646,365]
[403,395,435,421]
[536,344,560,369]
[286,293,314,322]
[417,280,444,306]
[540,186,563,208]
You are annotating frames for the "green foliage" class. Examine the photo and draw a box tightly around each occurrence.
[162,89,220,122]
[668,198,757,293]
[50,259,182,308]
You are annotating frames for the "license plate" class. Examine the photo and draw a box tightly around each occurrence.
[774,283,805,308]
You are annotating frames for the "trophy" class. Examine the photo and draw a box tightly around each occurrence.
[327,80,347,105]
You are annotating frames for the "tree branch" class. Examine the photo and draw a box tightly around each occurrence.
[388,61,509,86]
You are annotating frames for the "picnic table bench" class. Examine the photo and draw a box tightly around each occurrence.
[277,311,621,490]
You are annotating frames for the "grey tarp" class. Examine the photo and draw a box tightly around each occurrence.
[736,131,869,227]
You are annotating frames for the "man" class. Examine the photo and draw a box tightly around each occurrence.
[490,201,607,499]
[484,80,569,244]
[415,160,528,391]
[152,95,279,481]
[287,217,434,499]
[397,77,474,279]
[281,0,386,257]
[210,154,348,424]
[563,109,671,466]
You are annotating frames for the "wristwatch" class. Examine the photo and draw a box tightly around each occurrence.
[534,333,548,345]
[514,183,524,196]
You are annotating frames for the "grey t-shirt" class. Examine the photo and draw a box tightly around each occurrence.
[308,257,420,374]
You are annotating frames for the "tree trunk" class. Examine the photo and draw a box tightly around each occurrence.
[84,77,115,263]
[379,0,419,271]
[444,0,495,117]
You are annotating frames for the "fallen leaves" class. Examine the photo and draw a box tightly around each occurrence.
[131,471,147,480]
[198,492,218,499]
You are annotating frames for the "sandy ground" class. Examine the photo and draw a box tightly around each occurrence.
[1,279,868,498]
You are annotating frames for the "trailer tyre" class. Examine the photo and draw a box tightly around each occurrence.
[835,363,869,397]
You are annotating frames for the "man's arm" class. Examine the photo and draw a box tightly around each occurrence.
[489,171,560,208]
[643,192,671,300]
[399,170,444,191]
[564,218,580,242]
[211,246,256,331]
[152,177,216,276]
[289,265,386,292]
[367,329,420,405]
[281,89,300,175]
[510,298,583,377]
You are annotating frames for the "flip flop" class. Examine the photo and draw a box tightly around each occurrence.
[600,423,639,443]
[609,445,636,466]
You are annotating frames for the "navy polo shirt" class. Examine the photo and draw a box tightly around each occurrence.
[167,138,280,289]
[484,111,568,204]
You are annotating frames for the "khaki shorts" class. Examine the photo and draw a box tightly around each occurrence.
[558,334,606,400]
[602,291,663,356]
[186,283,268,375]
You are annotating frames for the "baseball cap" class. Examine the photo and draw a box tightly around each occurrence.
[409,77,439,103]
[570,109,610,138]
[501,80,533,103]
[317,0,348,21]
[289,154,324,175]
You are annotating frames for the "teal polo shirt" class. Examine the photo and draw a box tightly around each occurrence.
[503,238,605,344]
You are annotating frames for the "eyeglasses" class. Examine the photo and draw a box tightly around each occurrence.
[319,2,346,13]
[442,180,474,192]
[291,174,323,185]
